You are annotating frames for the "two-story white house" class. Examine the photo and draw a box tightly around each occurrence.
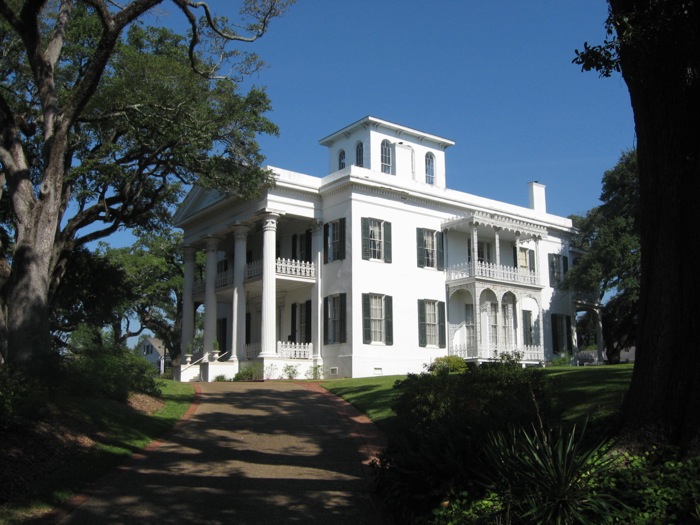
[173,116,580,381]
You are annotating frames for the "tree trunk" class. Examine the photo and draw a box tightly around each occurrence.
[612,0,700,446]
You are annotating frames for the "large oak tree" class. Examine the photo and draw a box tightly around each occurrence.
[0,0,293,373]
[575,1,700,446]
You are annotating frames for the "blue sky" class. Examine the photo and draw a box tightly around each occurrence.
[183,0,634,219]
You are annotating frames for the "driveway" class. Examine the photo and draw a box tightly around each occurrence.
[55,382,389,524]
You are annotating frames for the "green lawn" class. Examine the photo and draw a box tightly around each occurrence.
[323,364,634,432]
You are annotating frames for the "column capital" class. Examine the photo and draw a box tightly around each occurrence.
[309,219,323,232]
[233,225,250,241]
[183,244,197,261]
[261,213,279,232]
[205,236,220,252]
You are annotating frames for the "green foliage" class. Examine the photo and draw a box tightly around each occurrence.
[234,362,264,381]
[64,351,162,402]
[563,150,639,363]
[428,355,468,375]
[550,354,572,367]
[214,374,231,382]
[282,364,299,380]
[598,447,700,524]
[0,367,45,430]
[375,362,552,521]
[305,364,323,380]
[479,424,626,524]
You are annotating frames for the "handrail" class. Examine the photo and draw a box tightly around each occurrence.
[181,354,206,373]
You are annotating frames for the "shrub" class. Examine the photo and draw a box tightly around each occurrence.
[0,367,45,430]
[64,352,162,402]
[234,362,263,381]
[282,364,299,380]
[479,423,626,524]
[428,355,468,375]
[375,361,552,521]
[305,364,323,380]
[599,447,700,524]
[214,374,231,382]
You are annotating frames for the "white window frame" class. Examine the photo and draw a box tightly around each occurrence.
[425,153,435,185]
[381,139,392,174]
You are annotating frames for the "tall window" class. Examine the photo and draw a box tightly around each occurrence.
[418,299,446,348]
[324,294,347,344]
[292,230,312,262]
[465,303,476,349]
[551,313,572,354]
[489,303,498,348]
[425,153,435,185]
[548,253,569,286]
[324,218,346,263]
[291,300,312,343]
[518,247,536,271]
[355,142,364,167]
[522,310,534,345]
[468,240,493,263]
[338,149,346,170]
[362,218,392,262]
[417,228,444,269]
[381,139,392,174]
[501,303,513,348]
[362,293,393,345]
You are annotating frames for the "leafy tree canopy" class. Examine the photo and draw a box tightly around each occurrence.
[565,150,640,362]
[0,1,293,368]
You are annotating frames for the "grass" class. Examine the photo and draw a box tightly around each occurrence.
[323,375,405,433]
[0,379,195,525]
[323,364,634,433]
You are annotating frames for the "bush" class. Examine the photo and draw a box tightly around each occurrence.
[599,447,700,524]
[305,364,323,380]
[428,355,467,375]
[234,362,263,381]
[282,364,299,380]
[64,352,162,402]
[0,367,45,430]
[375,361,552,521]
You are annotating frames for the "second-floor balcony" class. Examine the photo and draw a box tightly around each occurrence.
[446,261,540,286]
[194,257,316,295]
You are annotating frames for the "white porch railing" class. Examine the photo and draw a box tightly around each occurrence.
[277,342,312,359]
[193,268,234,294]
[245,258,315,280]
[449,344,544,362]
[446,261,539,285]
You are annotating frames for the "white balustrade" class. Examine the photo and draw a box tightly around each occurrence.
[449,343,544,363]
[447,261,538,285]
[277,341,312,359]
[245,258,315,280]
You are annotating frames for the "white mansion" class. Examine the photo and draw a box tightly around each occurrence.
[174,116,589,382]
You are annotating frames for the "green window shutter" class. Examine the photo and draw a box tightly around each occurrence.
[566,315,573,353]
[384,222,392,263]
[548,253,556,285]
[323,296,329,344]
[437,231,445,270]
[362,293,371,344]
[438,301,446,348]
[291,303,297,343]
[361,218,370,260]
[305,300,312,343]
[385,295,393,345]
[513,245,518,268]
[529,249,536,272]
[323,223,329,264]
[563,255,569,274]
[418,299,427,347]
[339,293,347,343]
[338,218,346,260]
[417,228,425,268]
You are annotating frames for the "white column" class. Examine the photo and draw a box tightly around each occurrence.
[181,245,196,358]
[494,227,501,267]
[471,224,479,274]
[231,227,248,364]
[311,220,323,362]
[203,237,219,361]
[260,214,279,357]
[534,237,541,285]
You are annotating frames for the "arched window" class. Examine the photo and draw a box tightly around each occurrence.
[355,142,364,167]
[425,153,435,185]
[381,140,392,174]
[338,150,346,170]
